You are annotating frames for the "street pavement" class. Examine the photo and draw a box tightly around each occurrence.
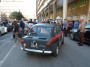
[0,33,90,67]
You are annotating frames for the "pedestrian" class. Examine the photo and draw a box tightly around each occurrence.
[13,21,20,43]
[63,19,69,37]
[28,19,33,30]
[20,18,25,37]
[68,21,73,36]
[12,20,16,38]
[73,20,79,29]
[46,19,50,24]
[77,17,86,46]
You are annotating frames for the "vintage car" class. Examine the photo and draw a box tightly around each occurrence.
[20,23,64,56]
[69,23,90,44]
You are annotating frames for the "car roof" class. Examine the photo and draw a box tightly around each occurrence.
[33,23,55,28]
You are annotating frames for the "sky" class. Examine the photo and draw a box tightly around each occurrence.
[0,0,36,19]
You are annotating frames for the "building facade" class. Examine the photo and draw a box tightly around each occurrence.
[36,0,90,21]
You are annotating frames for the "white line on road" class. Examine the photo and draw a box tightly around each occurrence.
[0,44,16,67]
[0,40,14,43]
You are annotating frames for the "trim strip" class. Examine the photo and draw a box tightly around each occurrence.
[20,47,52,54]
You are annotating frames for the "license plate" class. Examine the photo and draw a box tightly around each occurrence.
[31,42,38,48]
[31,44,36,48]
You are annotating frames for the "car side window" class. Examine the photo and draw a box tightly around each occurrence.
[54,26,61,35]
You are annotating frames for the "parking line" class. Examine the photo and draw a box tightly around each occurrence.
[0,44,16,67]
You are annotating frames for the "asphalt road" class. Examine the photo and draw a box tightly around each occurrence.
[0,33,90,67]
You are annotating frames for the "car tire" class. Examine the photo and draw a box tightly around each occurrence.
[52,46,59,57]
[70,33,74,40]
[61,38,64,45]
[61,35,64,45]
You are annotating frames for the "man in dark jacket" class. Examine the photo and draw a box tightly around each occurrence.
[20,18,25,37]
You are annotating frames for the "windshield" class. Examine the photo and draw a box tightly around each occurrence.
[30,26,51,37]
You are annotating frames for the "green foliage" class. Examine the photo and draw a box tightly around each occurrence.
[9,11,24,20]
[1,13,7,21]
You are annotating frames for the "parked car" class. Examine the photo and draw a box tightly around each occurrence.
[4,24,13,32]
[69,24,90,44]
[20,23,64,56]
[0,24,7,36]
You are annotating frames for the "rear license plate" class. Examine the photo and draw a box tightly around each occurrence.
[31,44,36,48]
[31,42,38,48]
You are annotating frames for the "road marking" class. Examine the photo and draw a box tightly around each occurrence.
[0,44,16,67]
[0,40,14,43]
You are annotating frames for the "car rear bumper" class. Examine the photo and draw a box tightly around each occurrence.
[20,47,52,54]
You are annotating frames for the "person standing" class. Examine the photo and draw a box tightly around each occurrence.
[63,19,69,37]
[28,19,33,30]
[73,20,79,29]
[77,17,86,46]
[20,18,25,37]
[13,21,19,43]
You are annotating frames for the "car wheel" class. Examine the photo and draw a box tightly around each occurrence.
[70,33,74,40]
[61,34,64,45]
[61,38,64,45]
[53,46,59,57]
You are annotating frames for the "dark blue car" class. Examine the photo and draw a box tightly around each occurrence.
[20,23,64,56]
[69,24,90,44]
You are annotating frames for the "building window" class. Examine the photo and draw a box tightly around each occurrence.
[80,0,87,5]
[72,2,76,8]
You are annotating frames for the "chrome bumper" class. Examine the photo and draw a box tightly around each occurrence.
[20,47,52,54]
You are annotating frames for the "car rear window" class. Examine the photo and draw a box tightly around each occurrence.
[31,26,51,36]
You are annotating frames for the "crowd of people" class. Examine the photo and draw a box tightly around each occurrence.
[44,17,90,46]
[56,18,90,46]
[5,17,89,46]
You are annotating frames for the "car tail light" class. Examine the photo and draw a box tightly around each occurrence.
[20,39,25,44]
[20,40,26,47]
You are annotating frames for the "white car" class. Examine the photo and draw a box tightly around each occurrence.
[0,24,7,36]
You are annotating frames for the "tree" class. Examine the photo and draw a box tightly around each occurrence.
[9,11,24,20]
[1,13,7,21]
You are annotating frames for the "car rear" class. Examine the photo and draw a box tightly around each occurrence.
[20,24,54,54]
[20,36,53,54]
